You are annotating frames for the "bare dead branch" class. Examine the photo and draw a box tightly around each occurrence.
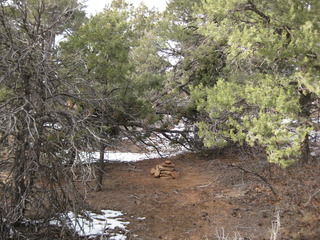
[228,164,280,201]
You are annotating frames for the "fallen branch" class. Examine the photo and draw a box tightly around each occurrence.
[228,164,280,201]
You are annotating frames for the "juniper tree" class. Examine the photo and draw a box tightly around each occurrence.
[191,0,320,166]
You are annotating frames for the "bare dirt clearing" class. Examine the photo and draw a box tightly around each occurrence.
[79,150,320,240]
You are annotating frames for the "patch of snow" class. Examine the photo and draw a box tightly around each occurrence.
[74,116,192,164]
[172,121,186,131]
[43,122,62,130]
[50,210,129,239]
[309,130,320,142]
[21,210,146,239]
[77,149,186,163]
[281,119,293,124]
[312,117,320,124]
[281,117,319,125]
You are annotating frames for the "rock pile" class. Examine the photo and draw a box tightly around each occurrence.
[150,160,179,179]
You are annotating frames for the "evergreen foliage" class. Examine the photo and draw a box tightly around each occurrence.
[191,0,319,166]
[0,0,319,237]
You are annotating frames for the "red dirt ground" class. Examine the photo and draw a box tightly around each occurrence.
[76,150,320,240]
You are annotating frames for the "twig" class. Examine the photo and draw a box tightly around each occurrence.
[194,170,227,189]
[270,210,281,240]
[121,168,142,172]
[303,188,320,207]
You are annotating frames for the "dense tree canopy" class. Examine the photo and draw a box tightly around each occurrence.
[191,0,320,166]
[0,0,319,238]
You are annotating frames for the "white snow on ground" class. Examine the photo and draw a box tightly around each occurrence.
[280,117,320,157]
[75,117,195,164]
[50,210,132,239]
[312,117,320,124]
[77,149,187,163]
[310,116,320,157]
[310,130,320,142]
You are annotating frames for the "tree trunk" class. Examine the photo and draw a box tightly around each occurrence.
[299,90,312,164]
[13,142,27,222]
[95,143,106,191]
[69,148,76,165]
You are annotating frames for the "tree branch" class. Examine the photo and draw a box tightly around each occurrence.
[228,164,280,201]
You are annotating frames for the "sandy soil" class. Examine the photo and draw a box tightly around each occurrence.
[77,150,320,240]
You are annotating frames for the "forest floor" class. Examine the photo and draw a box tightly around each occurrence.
[78,147,320,240]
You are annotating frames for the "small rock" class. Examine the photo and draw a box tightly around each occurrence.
[150,168,156,175]
[161,163,175,168]
[160,173,171,177]
[160,176,172,179]
[154,167,161,177]
[158,166,175,171]
[170,171,179,179]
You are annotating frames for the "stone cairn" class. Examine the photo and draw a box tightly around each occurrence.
[150,160,179,179]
